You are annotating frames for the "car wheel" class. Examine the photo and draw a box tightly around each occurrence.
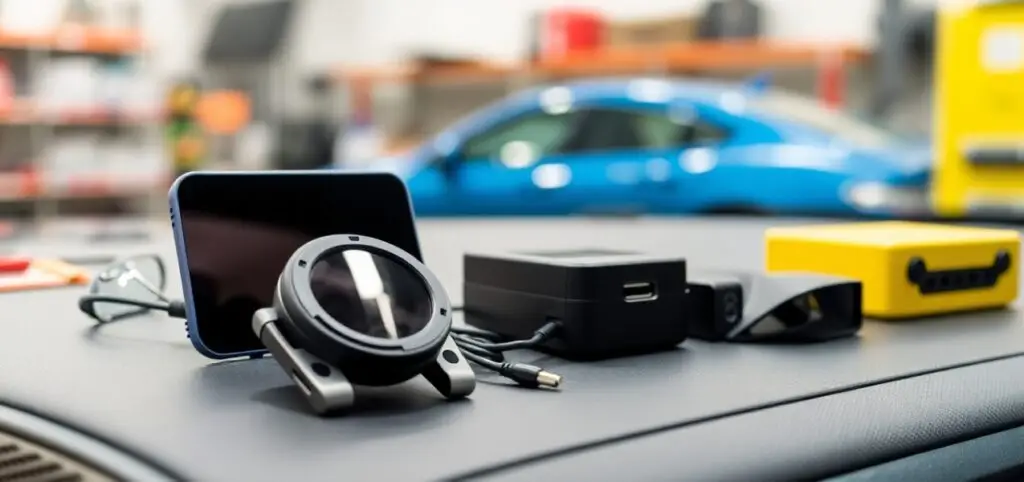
[702,204,774,216]
[575,204,647,218]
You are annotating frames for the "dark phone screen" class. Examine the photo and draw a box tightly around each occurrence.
[174,173,422,356]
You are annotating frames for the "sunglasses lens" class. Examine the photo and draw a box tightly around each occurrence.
[91,256,165,322]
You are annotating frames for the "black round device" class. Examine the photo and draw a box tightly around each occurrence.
[253,235,476,415]
[274,234,451,386]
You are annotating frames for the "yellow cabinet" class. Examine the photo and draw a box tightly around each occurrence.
[933,0,1024,216]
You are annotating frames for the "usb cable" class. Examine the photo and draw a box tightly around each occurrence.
[450,315,564,389]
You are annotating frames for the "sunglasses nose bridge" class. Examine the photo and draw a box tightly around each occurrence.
[98,268,123,282]
[84,257,167,323]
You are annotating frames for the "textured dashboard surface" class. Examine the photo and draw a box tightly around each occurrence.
[1,218,1022,481]
[0,404,176,482]
[827,423,1024,482]
[474,354,1024,481]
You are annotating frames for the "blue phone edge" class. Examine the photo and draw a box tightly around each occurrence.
[167,169,421,360]
[168,171,256,359]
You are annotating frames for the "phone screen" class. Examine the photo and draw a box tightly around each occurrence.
[172,172,421,357]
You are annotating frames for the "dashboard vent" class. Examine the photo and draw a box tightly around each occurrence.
[0,431,113,482]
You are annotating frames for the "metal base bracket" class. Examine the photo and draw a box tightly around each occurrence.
[252,308,475,415]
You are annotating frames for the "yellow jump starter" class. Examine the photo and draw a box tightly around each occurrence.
[765,221,1020,318]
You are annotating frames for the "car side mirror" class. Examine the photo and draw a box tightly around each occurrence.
[437,152,463,180]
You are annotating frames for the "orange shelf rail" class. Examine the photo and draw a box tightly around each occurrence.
[0,169,165,202]
[0,101,158,126]
[332,41,871,152]
[334,41,871,85]
[0,28,143,55]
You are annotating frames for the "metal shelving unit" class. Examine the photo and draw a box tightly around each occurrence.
[333,41,873,152]
[0,17,163,221]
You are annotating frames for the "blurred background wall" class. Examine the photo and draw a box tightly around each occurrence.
[164,0,937,69]
[139,0,938,117]
[0,0,949,219]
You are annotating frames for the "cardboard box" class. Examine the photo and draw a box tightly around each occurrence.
[605,14,698,47]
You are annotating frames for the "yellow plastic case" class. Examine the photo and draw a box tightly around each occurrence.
[933,0,1024,216]
[765,221,1020,319]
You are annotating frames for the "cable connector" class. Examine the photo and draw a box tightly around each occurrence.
[533,319,562,341]
[168,300,187,319]
[499,362,562,389]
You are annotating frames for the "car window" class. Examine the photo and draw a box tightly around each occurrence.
[562,110,645,151]
[750,91,897,147]
[565,108,728,152]
[693,119,729,143]
[634,113,680,147]
[461,111,581,165]
[634,112,727,147]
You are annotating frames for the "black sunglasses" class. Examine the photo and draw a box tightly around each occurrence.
[78,255,184,323]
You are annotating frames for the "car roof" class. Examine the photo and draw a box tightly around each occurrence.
[440,77,772,140]
[516,78,749,106]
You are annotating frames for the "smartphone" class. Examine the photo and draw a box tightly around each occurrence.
[169,171,423,359]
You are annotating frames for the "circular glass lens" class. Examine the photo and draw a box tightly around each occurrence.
[309,248,433,339]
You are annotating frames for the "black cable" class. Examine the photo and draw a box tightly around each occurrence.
[78,295,187,321]
[457,339,505,362]
[450,320,564,389]
[451,325,504,341]
[459,349,563,389]
[80,295,167,312]
[460,349,504,371]
[456,321,561,351]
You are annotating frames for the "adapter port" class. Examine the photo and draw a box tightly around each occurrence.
[623,282,657,302]
[721,291,741,324]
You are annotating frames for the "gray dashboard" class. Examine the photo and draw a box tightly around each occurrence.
[1,218,1023,481]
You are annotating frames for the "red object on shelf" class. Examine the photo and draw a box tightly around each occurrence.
[0,257,30,274]
[816,51,846,109]
[535,8,605,61]
[349,74,373,126]
[21,168,40,197]
[0,59,14,115]
[0,168,35,199]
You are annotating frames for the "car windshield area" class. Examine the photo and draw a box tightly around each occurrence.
[750,91,898,148]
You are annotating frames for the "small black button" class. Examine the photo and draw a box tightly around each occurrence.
[442,350,459,364]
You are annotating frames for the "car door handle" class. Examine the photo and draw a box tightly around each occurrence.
[641,178,676,188]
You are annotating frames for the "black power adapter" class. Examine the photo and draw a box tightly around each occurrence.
[462,249,688,360]
[686,273,744,341]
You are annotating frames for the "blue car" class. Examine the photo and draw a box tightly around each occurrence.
[361,78,932,217]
